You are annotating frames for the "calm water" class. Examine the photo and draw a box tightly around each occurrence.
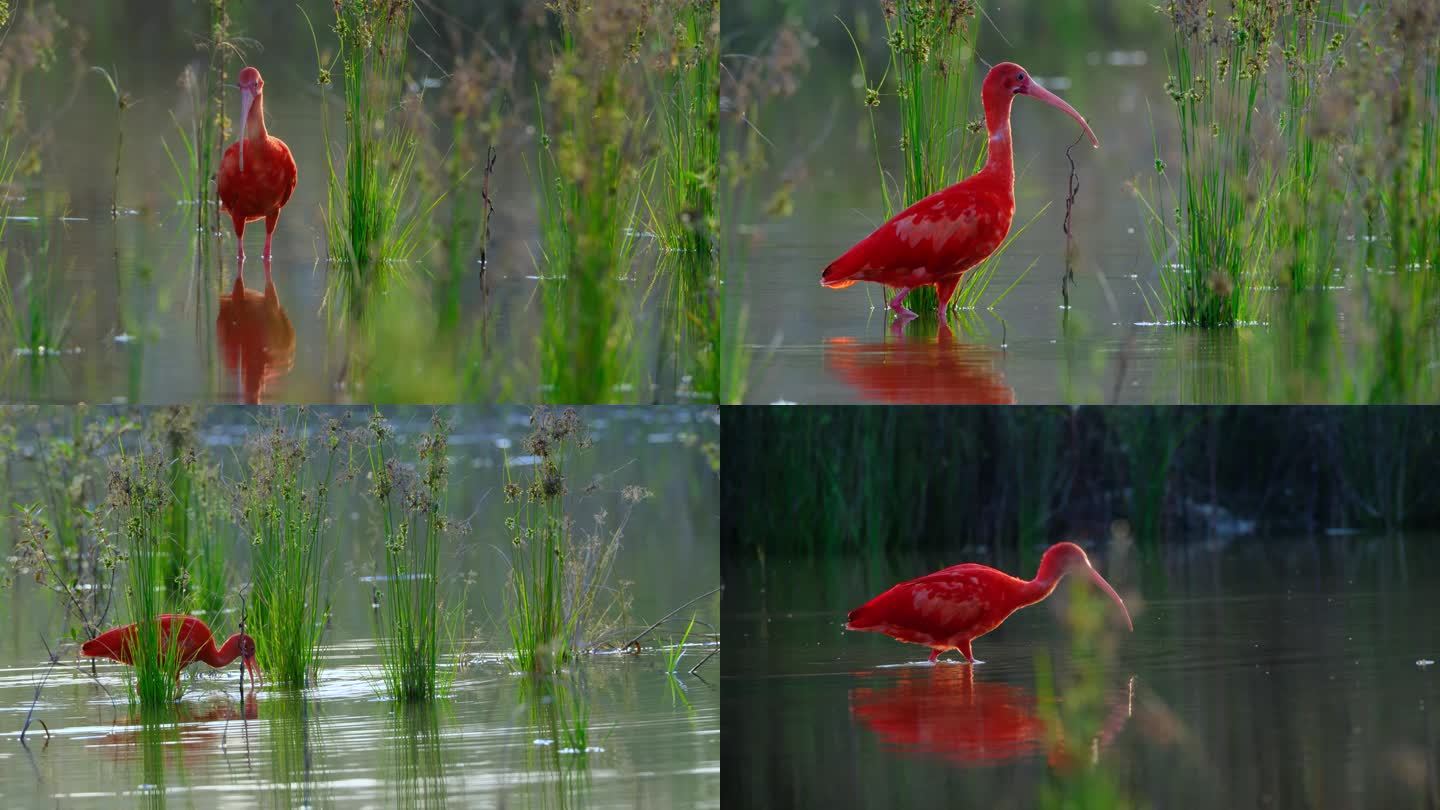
[722,539,1440,808]
[0,406,720,807]
[0,4,689,404]
[731,10,1400,404]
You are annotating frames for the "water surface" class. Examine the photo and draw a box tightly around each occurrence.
[722,539,1440,808]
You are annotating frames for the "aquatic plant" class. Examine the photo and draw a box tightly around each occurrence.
[310,0,429,314]
[108,449,186,707]
[850,0,985,313]
[164,0,238,243]
[148,408,230,627]
[367,412,463,702]
[663,615,696,672]
[655,0,720,254]
[504,407,647,672]
[89,66,130,220]
[237,413,344,688]
[537,0,650,403]
[1137,0,1354,325]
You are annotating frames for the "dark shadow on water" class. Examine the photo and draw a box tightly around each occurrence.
[824,315,1014,403]
[216,257,295,404]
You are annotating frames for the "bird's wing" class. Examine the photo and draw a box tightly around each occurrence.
[275,140,298,210]
[822,179,1010,285]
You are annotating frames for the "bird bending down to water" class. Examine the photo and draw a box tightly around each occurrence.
[82,615,260,683]
[846,542,1132,663]
[217,66,298,266]
[821,62,1098,319]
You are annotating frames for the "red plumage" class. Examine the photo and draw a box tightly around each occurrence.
[822,61,1098,318]
[846,542,1132,662]
[217,66,297,267]
[82,614,260,684]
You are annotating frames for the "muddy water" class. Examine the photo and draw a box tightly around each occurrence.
[0,406,720,807]
[721,538,1440,808]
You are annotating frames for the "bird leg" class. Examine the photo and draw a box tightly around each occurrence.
[957,640,979,665]
[262,255,273,285]
[263,211,279,260]
[888,287,917,320]
[935,276,961,319]
[230,213,247,262]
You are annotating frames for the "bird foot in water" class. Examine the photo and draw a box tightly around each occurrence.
[888,289,917,321]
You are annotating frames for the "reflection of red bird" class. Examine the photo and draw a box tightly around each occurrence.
[96,692,259,762]
[821,62,1097,318]
[82,615,260,684]
[217,66,297,262]
[849,665,1134,769]
[847,543,1132,662]
[217,262,296,404]
[825,318,1014,403]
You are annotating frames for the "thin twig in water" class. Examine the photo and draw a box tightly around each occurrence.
[20,634,63,745]
[478,145,498,290]
[617,586,722,652]
[687,646,718,675]
[1062,131,1083,310]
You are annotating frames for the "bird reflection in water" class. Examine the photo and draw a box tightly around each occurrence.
[825,315,1015,403]
[849,665,1133,769]
[95,690,259,761]
[217,257,295,403]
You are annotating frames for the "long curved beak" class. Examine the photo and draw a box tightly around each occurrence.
[1023,82,1099,148]
[244,654,262,687]
[238,86,255,172]
[1084,565,1133,630]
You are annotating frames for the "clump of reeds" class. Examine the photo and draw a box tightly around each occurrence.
[366,412,464,702]
[655,0,720,255]
[504,407,648,672]
[313,0,427,315]
[851,0,985,313]
[107,450,185,707]
[537,0,651,403]
[1137,0,1353,325]
[148,408,230,626]
[235,412,345,688]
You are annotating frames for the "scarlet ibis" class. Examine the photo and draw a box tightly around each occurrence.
[846,542,1132,663]
[217,66,298,263]
[821,62,1098,318]
[81,615,260,684]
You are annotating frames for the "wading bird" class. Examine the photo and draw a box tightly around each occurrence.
[821,62,1098,318]
[217,66,298,265]
[82,615,260,684]
[846,542,1132,663]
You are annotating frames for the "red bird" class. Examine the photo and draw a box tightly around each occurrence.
[846,542,1132,663]
[821,62,1098,318]
[81,615,260,684]
[217,66,298,266]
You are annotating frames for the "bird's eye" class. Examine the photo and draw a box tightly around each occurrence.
[1016,72,1026,82]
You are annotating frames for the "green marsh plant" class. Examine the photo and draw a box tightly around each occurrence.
[655,0,720,254]
[108,450,185,708]
[366,413,463,702]
[237,413,344,688]
[312,0,429,315]
[504,408,645,672]
[536,0,651,403]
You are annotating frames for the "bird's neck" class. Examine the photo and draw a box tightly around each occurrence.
[981,93,1015,181]
[244,94,269,142]
[200,633,246,668]
[1019,556,1066,607]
